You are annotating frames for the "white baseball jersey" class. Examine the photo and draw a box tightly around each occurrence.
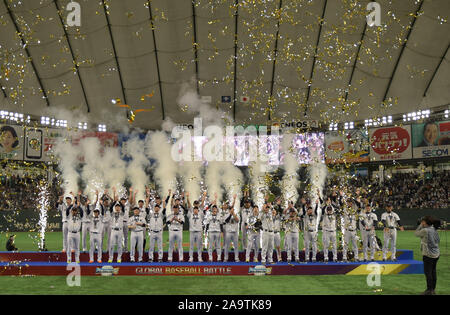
[89,213,103,233]
[258,211,274,231]
[148,210,165,231]
[283,215,300,233]
[273,214,282,232]
[188,211,204,232]
[129,215,146,233]
[111,212,125,230]
[223,211,240,233]
[381,212,401,228]
[360,212,378,230]
[303,214,317,232]
[167,213,184,231]
[67,213,82,233]
[322,212,337,232]
[57,202,72,223]
[205,214,222,232]
[246,215,260,232]
[342,208,359,231]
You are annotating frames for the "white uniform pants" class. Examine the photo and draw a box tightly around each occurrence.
[130,231,144,261]
[208,231,221,261]
[224,231,239,261]
[148,230,163,260]
[361,229,376,260]
[285,231,299,261]
[89,232,102,261]
[304,231,317,261]
[168,230,183,261]
[109,229,124,261]
[62,222,68,252]
[81,222,90,251]
[246,231,260,261]
[189,231,203,260]
[67,231,80,262]
[383,228,397,259]
[343,230,359,260]
[322,230,337,261]
[261,231,274,263]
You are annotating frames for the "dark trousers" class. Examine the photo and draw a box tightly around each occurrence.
[423,256,439,291]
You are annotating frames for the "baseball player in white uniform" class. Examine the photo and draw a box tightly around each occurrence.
[129,207,146,262]
[381,204,404,261]
[245,206,261,262]
[56,195,73,253]
[66,205,82,263]
[272,208,282,262]
[223,195,240,262]
[283,207,301,263]
[321,204,338,262]
[259,204,275,264]
[147,202,166,262]
[108,202,126,263]
[302,201,319,262]
[360,204,378,261]
[341,197,361,262]
[167,205,185,262]
[187,205,205,262]
[87,207,103,263]
[100,192,112,252]
[205,205,223,262]
[240,191,253,250]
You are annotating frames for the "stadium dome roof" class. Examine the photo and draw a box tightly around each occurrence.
[0,0,449,130]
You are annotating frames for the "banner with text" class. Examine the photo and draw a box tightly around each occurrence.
[325,130,369,164]
[369,125,412,161]
[412,120,450,158]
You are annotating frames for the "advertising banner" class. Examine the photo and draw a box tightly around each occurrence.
[0,124,24,160]
[325,130,369,164]
[412,121,450,158]
[369,125,412,161]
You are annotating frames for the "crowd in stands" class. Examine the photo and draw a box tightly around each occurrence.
[0,170,449,211]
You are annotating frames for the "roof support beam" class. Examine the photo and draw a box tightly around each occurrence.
[304,0,328,116]
[232,0,239,121]
[148,1,165,120]
[382,0,424,103]
[268,0,283,121]
[102,0,127,105]
[55,0,90,112]
[4,0,49,106]
[423,43,449,97]
[344,22,367,103]
[192,0,200,95]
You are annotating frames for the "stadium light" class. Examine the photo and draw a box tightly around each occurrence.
[1,111,25,122]
[78,122,87,130]
[445,109,449,119]
[328,123,338,131]
[403,110,430,122]
[41,116,50,125]
[344,122,354,130]
[98,124,107,132]
[54,119,67,128]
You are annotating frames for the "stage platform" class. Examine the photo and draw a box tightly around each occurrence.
[0,250,423,276]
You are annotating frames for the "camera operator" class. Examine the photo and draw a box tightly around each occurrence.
[414,216,440,295]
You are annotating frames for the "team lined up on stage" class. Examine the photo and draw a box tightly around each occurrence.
[56,187,403,264]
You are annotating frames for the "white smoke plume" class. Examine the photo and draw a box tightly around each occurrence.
[102,146,127,194]
[79,137,105,200]
[146,131,178,198]
[308,145,328,227]
[180,160,203,201]
[204,161,224,204]
[177,81,230,127]
[222,162,243,210]
[125,135,149,201]
[250,156,268,208]
[281,133,299,207]
[54,136,81,196]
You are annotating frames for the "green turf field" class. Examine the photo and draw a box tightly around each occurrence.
[0,230,448,295]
